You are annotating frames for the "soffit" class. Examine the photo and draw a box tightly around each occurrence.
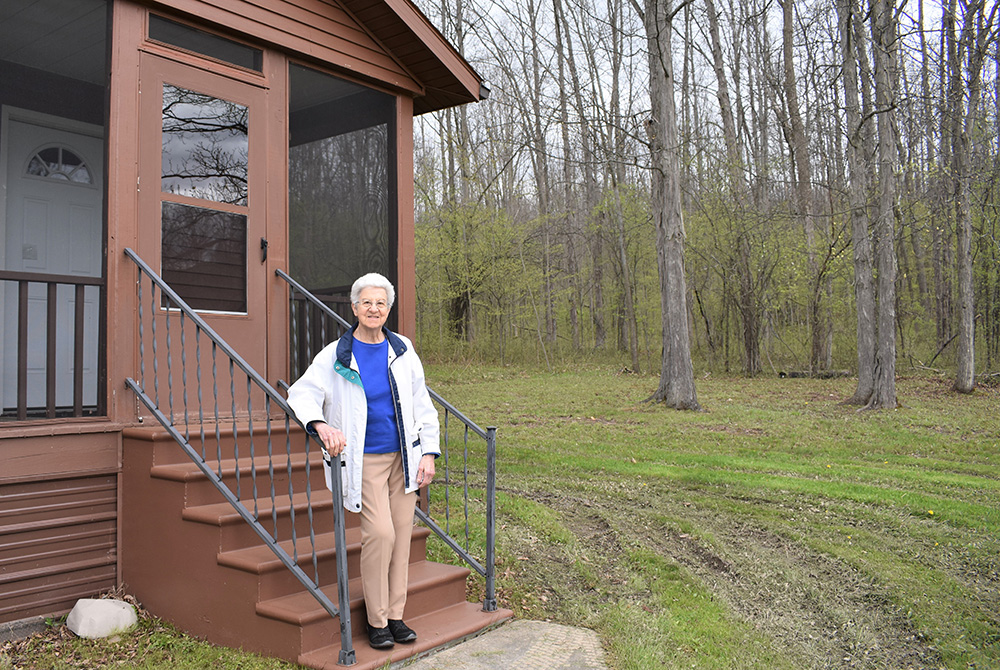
[336,0,483,114]
[0,0,107,86]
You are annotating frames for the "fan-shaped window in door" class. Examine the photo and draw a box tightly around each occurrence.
[25,146,94,184]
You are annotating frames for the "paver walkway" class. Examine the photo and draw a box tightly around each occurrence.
[395,619,609,670]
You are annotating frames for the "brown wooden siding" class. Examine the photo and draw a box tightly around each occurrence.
[0,430,119,481]
[0,472,117,623]
[146,0,423,94]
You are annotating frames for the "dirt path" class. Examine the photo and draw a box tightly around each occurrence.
[503,485,947,669]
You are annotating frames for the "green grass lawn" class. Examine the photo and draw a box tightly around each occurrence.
[423,365,1000,670]
[4,366,996,670]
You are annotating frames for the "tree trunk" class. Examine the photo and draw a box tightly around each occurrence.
[781,0,821,373]
[839,0,876,404]
[524,0,555,344]
[559,0,602,350]
[952,0,995,392]
[553,0,581,350]
[641,0,700,409]
[611,182,640,372]
[936,0,957,352]
[917,0,936,317]
[865,0,899,410]
[680,0,693,207]
[705,0,759,375]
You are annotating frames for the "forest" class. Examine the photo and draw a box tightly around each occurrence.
[409,0,1000,406]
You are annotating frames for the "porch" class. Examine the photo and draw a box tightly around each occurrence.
[0,0,507,665]
[0,251,511,667]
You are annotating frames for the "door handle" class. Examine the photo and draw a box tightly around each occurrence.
[260,237,268,263]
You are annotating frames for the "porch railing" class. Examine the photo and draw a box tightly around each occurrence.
[278,269,498,612]
[123,249,356,666]
[0,270,105,420]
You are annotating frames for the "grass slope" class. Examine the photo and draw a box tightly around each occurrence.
[424,366,999,670]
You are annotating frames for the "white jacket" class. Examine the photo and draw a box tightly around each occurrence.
[286,326,440,512]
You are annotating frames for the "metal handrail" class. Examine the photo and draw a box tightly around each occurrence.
[277,268,498,612]
[124,249,356,666]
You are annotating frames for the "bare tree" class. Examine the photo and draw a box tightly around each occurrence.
[635,0,700,408]
[410,0,998,382]
[778,0,826,374]
[950,0,1000,391]
[553,0,581,349]
[558,0,604,350]
[865,0,899,409]
[704,0,763,376]
[839,0,876,404]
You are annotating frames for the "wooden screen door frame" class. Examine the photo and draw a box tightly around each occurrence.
[137,50,280,384]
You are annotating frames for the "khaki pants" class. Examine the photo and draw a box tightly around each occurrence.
[358,452,416,628]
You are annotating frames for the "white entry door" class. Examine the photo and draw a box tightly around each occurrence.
[1,109,103,413]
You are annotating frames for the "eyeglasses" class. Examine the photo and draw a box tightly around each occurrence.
[358,299,388,310]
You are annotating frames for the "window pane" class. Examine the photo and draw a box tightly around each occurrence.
[149,15,262,72]
[288,64,395,293]
[25,147,94,184]
[161,202,247,312]
[162,84,249,205]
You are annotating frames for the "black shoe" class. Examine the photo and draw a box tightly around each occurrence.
[387,619,417,643]
[367,623,394,649]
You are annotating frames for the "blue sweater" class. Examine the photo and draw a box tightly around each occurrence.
[352,337,400,454]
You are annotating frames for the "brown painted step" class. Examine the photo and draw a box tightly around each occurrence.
[122,424,516,666]
[182,490,340,551]
[259,559,511,669]
[298,601,512,670]
[122,426,312,472]
[149,452,327,507]
[124,423,312,468]
[217,526,429,601]
[257,559,468,635]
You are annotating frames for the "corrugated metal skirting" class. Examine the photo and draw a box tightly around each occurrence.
[0,472,117,623]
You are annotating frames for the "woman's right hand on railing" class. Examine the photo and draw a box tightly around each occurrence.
[310,421,347,458]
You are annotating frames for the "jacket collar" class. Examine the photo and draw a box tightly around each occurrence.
[336,323,407,368]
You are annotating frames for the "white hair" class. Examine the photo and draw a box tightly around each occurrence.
[350,272,395,308]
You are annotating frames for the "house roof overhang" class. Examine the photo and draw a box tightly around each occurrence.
[339,0,485,115]
[141,0,485,115]
[1,1,485,115]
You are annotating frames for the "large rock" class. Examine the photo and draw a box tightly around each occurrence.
[66,599,138,639]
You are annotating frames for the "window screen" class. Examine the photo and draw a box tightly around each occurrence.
[288,64,396,295]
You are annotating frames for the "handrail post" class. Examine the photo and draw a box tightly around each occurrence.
[483,426,497,612]
[329,451,356,666]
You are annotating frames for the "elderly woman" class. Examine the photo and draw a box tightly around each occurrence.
[287,272,439,650]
